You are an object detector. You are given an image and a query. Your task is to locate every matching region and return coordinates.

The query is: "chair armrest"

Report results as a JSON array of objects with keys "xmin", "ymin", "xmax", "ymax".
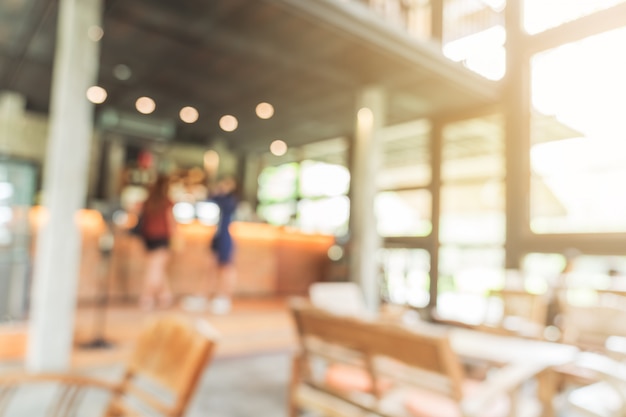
[
  {"xmin": 574, "ymin": 352, "xmax": 626, "ymax": 383},
  {"xmin": 461, "ymin": 362, "xmax": 547, "ymax": 417},
  {"xmin": 0, "ymin": 372, "xmax": 118, "ymax": 392}
]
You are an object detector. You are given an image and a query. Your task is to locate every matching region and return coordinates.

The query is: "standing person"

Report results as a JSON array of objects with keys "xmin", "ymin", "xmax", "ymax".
[
  {"xmin": 208, "ymin": 176, "xmax": 238, "ymax": 314},
  {"xmin": 138, "ymin": 175, "xmax": 175, "ymax": 311}
]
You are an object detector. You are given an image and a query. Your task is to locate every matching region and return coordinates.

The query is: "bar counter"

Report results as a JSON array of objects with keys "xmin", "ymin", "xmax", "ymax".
[{"xmin": 29, "ymin": 208, "xmax": 335, "ymax": 302}]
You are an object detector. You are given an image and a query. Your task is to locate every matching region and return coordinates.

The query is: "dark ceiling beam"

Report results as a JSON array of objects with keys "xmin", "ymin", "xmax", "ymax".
[
  {"xmin": 0, "ymin": 47, "xmax": 52, "ymax": 69},
  {"xmin": 110, "ymin": 8, "xmax": 358, "ymax": 90},
  {"xmin": 526, "ymin": 2, "xmax": 626, "ymax": 54},
  {"xmin": 0, "ymin": 0, "xmax": 55, "ymax": 89},
  {"xmin": 263, "ymin": 0, "xmax": 502, "ymax": 102}
]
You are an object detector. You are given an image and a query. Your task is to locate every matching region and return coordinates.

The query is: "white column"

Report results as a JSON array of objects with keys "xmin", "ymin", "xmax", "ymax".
[
  {"xmin": 27, "ymin": 0, "xmax": 102, "ymax": 372},
  {"xmin": 349, "ymin": 86, "xmax": 386, "ymax": 314}
]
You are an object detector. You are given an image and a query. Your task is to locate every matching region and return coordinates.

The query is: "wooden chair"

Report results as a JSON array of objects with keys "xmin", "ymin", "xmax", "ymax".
[
  {"xmin": 481, "ymin": 289, "xmax": 548, "ymax": 339},
  {"xmin": 0, "ymin": 315, "xmax": 217, "ymax": 417},
  {"xmin": 289, "ymin": 298, "xmax": 546, "ymax": 417},
  {"xmin": 558, "ymin": 293, "xmax": 626, "ymax": 351}
]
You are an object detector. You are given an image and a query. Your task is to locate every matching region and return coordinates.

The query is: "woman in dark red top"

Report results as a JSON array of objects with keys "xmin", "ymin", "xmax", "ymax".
[{"xmin": 138, "ymin": 175, "xmax": 175, "ymax": 310}]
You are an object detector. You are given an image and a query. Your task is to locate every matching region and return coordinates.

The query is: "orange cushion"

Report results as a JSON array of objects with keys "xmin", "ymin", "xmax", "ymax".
[
  {"xmin": 325, "ymin": 363, "xmax": 395, "ymax": 393},
  {"xmin": 403, "ymin": 380, "xmax": 510, "ymax": 417}
]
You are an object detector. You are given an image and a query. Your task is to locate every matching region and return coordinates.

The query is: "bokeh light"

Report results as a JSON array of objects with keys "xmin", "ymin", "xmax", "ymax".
[
  {"xmin": 219, "ymin": 115, "xmax": 238, "ymax": 132},
  {"xmin": 87, "ymin": 25, "xmax": 103, "ymax": 41},
  {"xmin": 86, "ymin": 86, "xmax": 107, "ymax": 104},
  {"xmin": 204, "ymin": 150, "xmax": 220, "ymax": 174},
  {"xmin": 135, "ymin": 96, "xmax": 156, "ymax": 114},
  {"xmin": 270, "ymin": 140, "xmax": 288, "ymax": 156},
  {"xmin": 113, "ymin": 64, "xmax": 132, "ymax": 81},
  {"xmin": 256, "ymin": 102, "xmax": 275, "ymax": 119},
  {"xmin": 180, "ymin": 106, "xmax": 199, "ymax": 123}
]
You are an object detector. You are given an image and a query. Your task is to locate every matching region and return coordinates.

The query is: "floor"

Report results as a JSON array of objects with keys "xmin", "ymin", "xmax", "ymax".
[
  {"xmin": 0, "ymin": 298, "xmax": 591, "ymax": 416},
  {"xmin": 0, "ymin": 297, "xmax": 298, "ymax": 416},
  {"xmin": 73, "ymin": 298, "xmax": 296, "ymax": 368}
]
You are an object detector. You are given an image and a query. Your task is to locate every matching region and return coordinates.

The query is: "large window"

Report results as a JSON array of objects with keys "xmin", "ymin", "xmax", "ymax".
[
  {"xmin": 438, "ymin": 114, "xmax": 505, "ymax": 315},
  {"xmin": 257, "ymin": 163, "xmax": 299, "ymax": 226},
  {"xmin": 440, "ymin": 115, "xmax": 505, "ymax": 245},
  {"xmin": 380, "ymin": 248, "xmax": 431, "ymax": 308},
  {"xmin": 437, "ymin": 247, "xmax": 505, "ymax": 323},
  {"xmin": 442, "ymin": 0, "xmax": 506, "ymax": 80},
  {"xmin": 530, "ymin": 27, "xmax": 626, "ymax": 233},
  {"xmin": 376, "ymin": 119, "xmax": 432, "ymax": 237},
  {"xmin": 524, "ymin": 0, "xmax": 626, "ymax": 35},
  {"xmin": 376, "ymin": 190, "xmax": 432, "ymax": 237},
  {"xmin": 257, "ymin": 160, "xmax": 350, "ymax": 235},
  {"xmin": 522, "ymin": 252, "xmax": 626, "ymax": 306}
]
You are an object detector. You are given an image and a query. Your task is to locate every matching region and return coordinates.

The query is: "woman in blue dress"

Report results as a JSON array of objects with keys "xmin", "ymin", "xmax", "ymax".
[{"xmin": 209, "ymin": 176, "xmax": 238, "ymax": 314}]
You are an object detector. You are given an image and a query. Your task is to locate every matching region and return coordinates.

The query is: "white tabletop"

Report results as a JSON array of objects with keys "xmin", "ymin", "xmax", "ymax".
[{"xmin": 449, "ymin": 327, "xmax": 579, "ymax": 366}]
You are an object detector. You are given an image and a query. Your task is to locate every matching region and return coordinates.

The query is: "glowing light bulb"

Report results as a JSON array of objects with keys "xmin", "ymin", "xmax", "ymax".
[
  {"xmin": 180, "ymin": 106, "xmax": 199, "ymax": 123},
  {"xmin": 136, "ymin": 97, "xmax": 156, "ymax": 114},
  {"xmin": 256, "ymin": 102, "xmax": 274, "ymax": 119},
  {"xmin": 270, "ymin": 140, "xmax": 288, "ymax": 156},
  {"xmin": 86, "ymin": 86, "xmax": 107, "ymax": 104},
  {"xmin": 219, "ymin": 115, "xmax": 238, "ymax": 132}
]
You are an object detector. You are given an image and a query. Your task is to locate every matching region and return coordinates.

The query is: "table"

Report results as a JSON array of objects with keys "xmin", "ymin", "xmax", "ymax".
[
  {"xmin": 450, "ymin": 328, "xmax": 578, "ymax": 417},
  {"xmin": 449, "ymin": 327, "xmax": 579, "ymax": 367},
  {"xmin": 401, "ymin": 317, "xmax": 578, "ymax": 417}
]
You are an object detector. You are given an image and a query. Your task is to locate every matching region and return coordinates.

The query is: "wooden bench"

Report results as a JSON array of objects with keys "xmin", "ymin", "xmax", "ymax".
[{"xmin": 289, "ymin": 298, "xmax": 547, "ymax": 417}]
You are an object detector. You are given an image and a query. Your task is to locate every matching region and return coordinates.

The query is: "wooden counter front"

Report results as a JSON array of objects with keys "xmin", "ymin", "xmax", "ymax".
[
  {"xmin": 107, "ymin": 221, "xmax": 334, "ymax": 300},
  {"xmin": 28, "ymin": 208, "xmax": 335, "ymax": 301}
]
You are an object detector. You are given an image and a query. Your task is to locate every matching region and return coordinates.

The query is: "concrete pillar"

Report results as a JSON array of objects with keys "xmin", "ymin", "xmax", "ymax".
[
  {"xmin": 427, "ymin": 119, "xmax": 443, "ymax": 313},
  {"xmin": 349, "ymin": 86, "xmax": 386, "ymax": 313},
  {"xmin": 504, "ymin": 0, "xmax": 530, "ymax": 269},
  {"xmin": 27, "ymin": 0, "xmax": 102, "ymax": 372}
]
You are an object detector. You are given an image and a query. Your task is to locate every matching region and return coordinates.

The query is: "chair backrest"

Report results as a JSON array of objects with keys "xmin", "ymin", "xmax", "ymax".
[
  {"xmin": 106, "ymin": 316, "xmax": 217, "ymax": 417},
  {"xmin": 490, "ymin": 289, "xmax": 548, "ymax": 326},
  {"xmin": 309, "ymin": 282, "xmax": 367, "ymax": 316},
  {"xmin": 290, "ymin": 299, "xmax": 465, "ymax": 406},
  {"xmin": 559, "ymin": 300, "xmax": 626, "ymax": 349}
]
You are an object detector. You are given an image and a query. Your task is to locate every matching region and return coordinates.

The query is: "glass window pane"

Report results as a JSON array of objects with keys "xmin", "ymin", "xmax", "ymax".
[
  {"xmin": 297, "ymin": 197, "xmax": 350, "ymax": 236},
  {"xmin": 379, "ymin": 120, "xmax": 431, "ymax": 189},
  {"xmin": 300, "ymin": 160, "xmax": 350, "ymax": 198},
  {"xmin": 530, "ymin": 28, "xmax": 626, "ymax": 233},
  {"xmin": 440, "ymin": 181, "xmax": 505, "ymax": 245},
  {"xmin": 379, "ymin": 248, "xmax": 430, "ymax": 308},
  {"xmin": 257, "ymin": 202, "xmax": 296, "ymax": 226},
  {"xmin": 257, "ymin": 163, "xmax": 298, "ymax": 203},
  {"xmin": 523, "ymin": 252, "xmax": 626, "ymax": 306},
  {"xmin": 443, "ymin": 0, "xmax": 506, "ymax": 79},
  {"xmin": 437, "ymin": 246, "xmax": 505, "ymax": 324},
  {"xmin": 442, "ymin": 115, "xmax": 504, "ymax": 181},
  {"xmin": 524, "ymin": 0, "xmax": 626, "ymax": 35},
  {"xmin": 375, "ymin": 190, "xmax": 432, "ymax": 237}
]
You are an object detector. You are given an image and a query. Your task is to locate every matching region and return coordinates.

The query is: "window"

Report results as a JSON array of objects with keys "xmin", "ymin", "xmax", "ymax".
[
  {"xmin": 442, "ymin": 0, "xmax": 506, "ymax": 80},
  {"xmin": 380, "ymin": 248, "xmax": 430, "ymax": 308},
  {"xmin": 524, "ymin": 0, "xmax": 626, "ymax": 35},
  {"xmin": 256, "ymin": 160, "xmax": 350, "ymax": 235},
  {"xmin": 530, "ymin": 28, "xmax": 626, "ymax": 233},
  {"xmin": 438, "ymin": 114, "xmax": 505, "ymax": 316},
  {"xmin": 376, "ymin": 190, "xmax": 432, "ymax": 237}
]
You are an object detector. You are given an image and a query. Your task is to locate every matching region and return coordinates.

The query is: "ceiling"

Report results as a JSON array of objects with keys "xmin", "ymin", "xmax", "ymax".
[{"xmin": 0, "ymin": 0, "xmax": 502, "ymax": 153}]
